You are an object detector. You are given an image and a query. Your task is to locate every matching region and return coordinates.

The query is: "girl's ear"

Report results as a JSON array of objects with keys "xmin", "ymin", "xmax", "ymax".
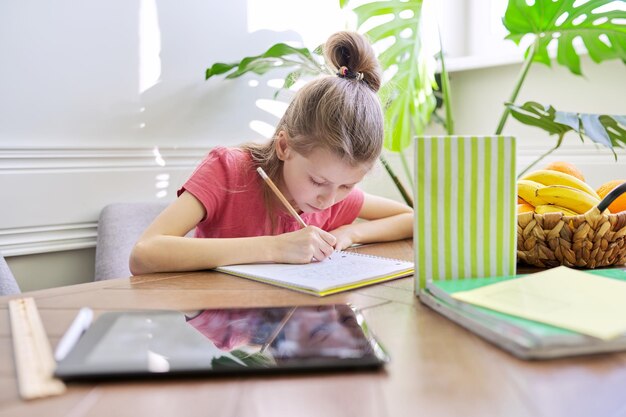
[{"xmin": 275, "ymin": 131, "xmax": 292, "ymax": 161}]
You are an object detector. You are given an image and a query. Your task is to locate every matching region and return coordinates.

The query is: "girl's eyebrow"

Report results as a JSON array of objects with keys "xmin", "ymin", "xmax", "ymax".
[{"xmin": 311, "ymin": 173, "xmax": 357, "ymax": 187}]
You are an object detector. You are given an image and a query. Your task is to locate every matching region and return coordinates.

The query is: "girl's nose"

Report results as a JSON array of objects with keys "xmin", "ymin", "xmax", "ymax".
[{"xmin": 317, "ymin": 189, "xmax": 336, "ymax": 208}]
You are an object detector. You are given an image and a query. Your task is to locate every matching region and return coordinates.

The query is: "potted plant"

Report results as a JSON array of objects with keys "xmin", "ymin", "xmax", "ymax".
[{"xmin": 492, "ymin": 0, "xmax": 626, "ymax": 174}]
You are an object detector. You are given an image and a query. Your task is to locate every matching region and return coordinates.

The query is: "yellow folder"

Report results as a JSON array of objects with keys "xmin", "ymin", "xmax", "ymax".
[{"xmin": 452, "ymin": 266, "xmax": 626, "ymax": 340}]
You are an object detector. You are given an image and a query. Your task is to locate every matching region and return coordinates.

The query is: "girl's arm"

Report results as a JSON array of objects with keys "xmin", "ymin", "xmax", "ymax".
[
  {"xmin": 129, "ymin": 192, "xmax": 336, "ymax": 275},
  {"xmin": 330, "ymin": 193, "xmax": 413, "ymax": 250}
]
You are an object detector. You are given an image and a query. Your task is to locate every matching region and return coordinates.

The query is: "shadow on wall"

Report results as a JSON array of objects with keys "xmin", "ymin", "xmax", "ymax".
[
  {"xmin": 0, "ymin": 0, "xmax": 302, "ymax": 148},
  {"xmin": 137, "ymin": 0, "xmax": 303, "ymax": 201},
  {"xmin": 138, "ymin": 0, "xmax": 302, "ymax": 148}
]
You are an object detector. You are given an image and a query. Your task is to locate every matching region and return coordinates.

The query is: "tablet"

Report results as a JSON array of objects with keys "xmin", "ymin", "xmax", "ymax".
[{"xmin": 54, "ymin": 304, "xmax": 389, "ymax": 380}]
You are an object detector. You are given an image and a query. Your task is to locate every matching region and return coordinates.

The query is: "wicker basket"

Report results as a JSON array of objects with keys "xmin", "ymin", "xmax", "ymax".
[{"xmin": 517, "ymin": 183, "xmax": 626, "ymax": 268}]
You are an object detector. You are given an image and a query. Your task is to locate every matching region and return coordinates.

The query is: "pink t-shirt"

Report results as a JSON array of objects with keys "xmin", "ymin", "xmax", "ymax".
[{"xmin": 178, "ymin": 147, "xmax": 364, "ymax": 238}]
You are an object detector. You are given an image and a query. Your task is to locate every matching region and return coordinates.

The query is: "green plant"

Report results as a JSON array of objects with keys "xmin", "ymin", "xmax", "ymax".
[
  {"xmin": 495, "ymin": 0, "xmax": 626, "ymax": 175},
  {"xmin": 507, "ymin": 102, "xmax": 626, "ymax": 176},
  {"xmin": 205, "ymin": 0, "xmax": 439, "ymax": 207},
  {"xmin": 205, "ymin": 43, "xmax": 326, "ymax": 96}
]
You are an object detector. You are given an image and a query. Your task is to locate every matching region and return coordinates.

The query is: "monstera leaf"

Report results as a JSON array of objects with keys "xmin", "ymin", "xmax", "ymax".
[
  {"xmin": 507, "ymin": 101, "xmax": 626, "ymax": 174},
  {"xmin": 507, "ymin": 101, "xmax": 626, "ymax": 150},
  {"xmin": 503, "ymin": 0, "xmax": 626, "ymax": 75},
  {"xmin": 205, "ymin": 43, "xmax": 326, "ymax": 98},
  {"xmin": 351, "ymin": 0, "xmax": 436, "ymax": 152}
]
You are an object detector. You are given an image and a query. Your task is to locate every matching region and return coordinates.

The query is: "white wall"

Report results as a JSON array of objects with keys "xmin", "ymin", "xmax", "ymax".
[
  {"xmin": 1, "ymin": 1, "xmax": 625, "ymax": 291},
  {"xmin": 0, "ymin": 0, "xmax": 307, "ymax": 289}
]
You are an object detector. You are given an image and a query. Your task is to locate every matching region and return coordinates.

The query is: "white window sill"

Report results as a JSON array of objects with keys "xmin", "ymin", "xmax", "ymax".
[
  {"xmin": 444, "ymin": 53, "xmax": 524, "ymax": 73},
  {"xmin": 443, "ymin": 44, "xmax": 590, "ymax": 73}
]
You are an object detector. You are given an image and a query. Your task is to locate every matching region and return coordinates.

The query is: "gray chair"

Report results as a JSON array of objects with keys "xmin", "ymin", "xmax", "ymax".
[
  {"xmin": 94, "ymin": 202, "xmax": 169, "ymax": 281},
  {"xmin": 0, "ymin": 253, "xmax": 21, "ymax": 296}
]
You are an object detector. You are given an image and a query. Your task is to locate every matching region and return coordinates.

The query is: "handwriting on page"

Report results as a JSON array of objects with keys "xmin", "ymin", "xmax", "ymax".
[{"xmin": 270, "ymin": 253, "xmax": 404, "ymax": 283}]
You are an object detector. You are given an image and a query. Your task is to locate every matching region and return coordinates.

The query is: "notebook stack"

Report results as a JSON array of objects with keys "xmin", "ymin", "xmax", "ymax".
[{"xmin": 419, "ymin": 267, "xmax": 626, "ymax": 359}]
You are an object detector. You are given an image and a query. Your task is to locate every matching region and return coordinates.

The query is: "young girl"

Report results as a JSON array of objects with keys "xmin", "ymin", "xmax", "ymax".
[{"xmin": 130, "ymin": 31, "xmax": 413, "ymax": 275}]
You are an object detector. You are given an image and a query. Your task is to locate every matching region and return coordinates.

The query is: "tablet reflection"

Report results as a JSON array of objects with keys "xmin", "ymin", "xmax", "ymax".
[
  {"xmin": 276, "ymin": 305, "xmax": 369, "ymax": 359},
  {"xmin": 185, "ymin": 305, "xmax": 373, "ymax": 368}
]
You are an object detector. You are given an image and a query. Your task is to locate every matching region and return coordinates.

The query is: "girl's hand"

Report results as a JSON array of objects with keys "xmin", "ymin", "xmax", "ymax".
[
  {"xmin": 329, "ymin": 225, "xmax": 356, "ymax": 251},
  {"xmin": 273, "ymin": 226, "xmax": 337, "ymax": 264}
]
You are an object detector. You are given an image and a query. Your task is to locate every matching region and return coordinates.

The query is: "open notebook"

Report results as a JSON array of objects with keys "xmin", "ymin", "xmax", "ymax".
[{"xmin": 216, "ymin": 251, "xmax": 414, "ymax": 296}]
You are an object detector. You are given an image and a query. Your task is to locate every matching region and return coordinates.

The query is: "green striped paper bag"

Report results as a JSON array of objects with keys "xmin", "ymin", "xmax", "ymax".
[{"xmin": 414, "ymin": 135, "xmax": 517, "ymax": 291}]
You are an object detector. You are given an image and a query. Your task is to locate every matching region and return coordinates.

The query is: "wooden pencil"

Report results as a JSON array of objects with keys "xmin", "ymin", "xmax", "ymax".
[{"xmin": 256, "ymin": 167, "xmax": 307, "ymax": 228}]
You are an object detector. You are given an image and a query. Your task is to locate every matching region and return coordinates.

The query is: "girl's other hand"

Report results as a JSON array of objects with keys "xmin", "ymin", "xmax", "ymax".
[
  {"xmin": 329, "ymin": 225, "xmax": 355, "ymax": 251},
  {"xmin": 273, "ymin": 226, "xmax": 337, "ymax": 264}
]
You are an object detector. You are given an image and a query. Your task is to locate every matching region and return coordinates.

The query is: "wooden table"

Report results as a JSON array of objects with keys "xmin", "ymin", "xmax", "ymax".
[{"xmin": 1, "ymin": 240, "xmax": 625, "ymax": 417}]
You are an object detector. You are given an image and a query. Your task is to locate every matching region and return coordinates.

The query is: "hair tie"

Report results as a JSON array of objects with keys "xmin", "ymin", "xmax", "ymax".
[{"xmin": 337, "ymin": 66, "xmax": 364, "ymax": 82}]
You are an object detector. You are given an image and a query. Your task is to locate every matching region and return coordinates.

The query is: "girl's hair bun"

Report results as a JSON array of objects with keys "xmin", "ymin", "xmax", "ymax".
[{"xmin": 324, "ymin": 31, "xmax": 382, "ymax": 93}]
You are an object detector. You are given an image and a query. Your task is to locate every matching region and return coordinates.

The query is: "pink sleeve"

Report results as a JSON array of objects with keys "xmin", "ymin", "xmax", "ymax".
[
  {"xmin": 177, "ymin": 147, "xmax": 233, "ymax": 223},
  {"xmin": 324, "ymin": 188, "xmax": 365, "ymax": 230}
]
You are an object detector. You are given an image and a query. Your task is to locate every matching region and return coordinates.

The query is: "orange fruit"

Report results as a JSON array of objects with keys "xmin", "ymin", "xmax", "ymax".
[
  {"xmin": 544, "ymin": 161, "xmax": 586, "ymax": 182},
  {"xmin": 517, "ymin": 203, "xmax": 534, "ymax": 214},
  {"xmin": 596, "ymin": 179, "xmax": 626, "ymax": 213}
]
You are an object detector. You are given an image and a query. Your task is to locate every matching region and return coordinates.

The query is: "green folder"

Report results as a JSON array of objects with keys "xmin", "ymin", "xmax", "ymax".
[{"xmin": 420, "ymin": 268, "xmax": 626, "ymax": 359}]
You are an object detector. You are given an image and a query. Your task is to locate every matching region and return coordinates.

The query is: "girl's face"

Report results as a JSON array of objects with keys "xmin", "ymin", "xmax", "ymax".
[{"xmin": 276, "ymin": 132, "xmax": 370, "ymax": 214}]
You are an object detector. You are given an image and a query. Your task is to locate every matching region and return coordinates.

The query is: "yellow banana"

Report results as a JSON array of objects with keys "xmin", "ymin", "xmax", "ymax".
[
  {"xmin": 521, "ymin": 169, "xmax": 601, "ymax": 199},
  {"xmin": 517, "ymin": 180, "xmax": 547, "ymax": 207},
  {"xmin": 535, "ymin": 185, "xmax": 600, "ymax": 214},
  {"xmin": 534, "ymin": 204, "xmax": 578, "ymax": 216}
]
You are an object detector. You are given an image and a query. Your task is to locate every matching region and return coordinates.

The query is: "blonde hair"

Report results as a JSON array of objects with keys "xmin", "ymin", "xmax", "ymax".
[
  {"xmin": 241, "ymin": 31, "xmax": 383, "ymax": 230},
  {"xmin": 243, "ymin": 31, "xmax": 383, "ymax": 182}
]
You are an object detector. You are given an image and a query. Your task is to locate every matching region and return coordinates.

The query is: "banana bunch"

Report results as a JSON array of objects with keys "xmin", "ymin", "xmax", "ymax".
[{"xmin": 517, "ymin": 169, "xmax": 604, "ymax": 215}]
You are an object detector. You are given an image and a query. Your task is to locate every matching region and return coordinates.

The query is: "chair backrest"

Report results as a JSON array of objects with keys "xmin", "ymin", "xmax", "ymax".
[
  {"xmin": 95, "ymin": 202, "xmax": 170, "ymax": 281},
  {"xmin": 0, "ymin": 253, "xmax": 20, "ymax": 296}
]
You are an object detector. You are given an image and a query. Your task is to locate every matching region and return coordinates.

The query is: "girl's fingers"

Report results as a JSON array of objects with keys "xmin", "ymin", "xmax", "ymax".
[
  {"xmin": 319, "ymin": 230, "xmax": 337, "ymax": 246},
  {"xmin": 312, "ymin": 247, "xmax": 326, "ymax": 262},
  {"xmin": 288, "ymin": 227, "xmax": 336, "ymax": 262},
  {"xmin": 316, "ymin": 241, "xmax": 335, "ymax": 261}
]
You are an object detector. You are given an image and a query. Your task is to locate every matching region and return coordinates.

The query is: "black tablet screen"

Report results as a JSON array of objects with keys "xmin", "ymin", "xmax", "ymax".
[{"xmin": 54, "ymin": 304, "xmax": 389, "ymax": 380}]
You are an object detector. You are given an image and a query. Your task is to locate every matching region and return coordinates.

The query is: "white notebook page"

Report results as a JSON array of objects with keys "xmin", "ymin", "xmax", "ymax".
[{"xmin": 216, "ymin": 251, "xmax": 414, "ymax": 293}]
